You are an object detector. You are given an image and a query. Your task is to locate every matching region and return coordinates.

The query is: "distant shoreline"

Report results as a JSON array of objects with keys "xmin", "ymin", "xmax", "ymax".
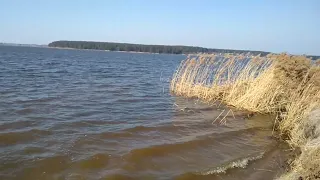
[
  {"xmin": 48, "ymin": 40, "xmax": 271, "ymax": 56},
  {"xmin": 47, "ymin": 46, "xmax": 181, "ymax": 55},
  {"xmin": 0, "ymin": 43, "xmax": 185, "ymax": 55},
  {"xmin": 1, "ymin": 41, "xmax": 319, "ymax": 59}
]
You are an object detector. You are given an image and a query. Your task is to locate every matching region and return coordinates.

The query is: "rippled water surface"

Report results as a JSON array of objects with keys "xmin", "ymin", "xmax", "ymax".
[{"xmin": 0, "ymin": 46, "xmax": 289, "ymax": 180}]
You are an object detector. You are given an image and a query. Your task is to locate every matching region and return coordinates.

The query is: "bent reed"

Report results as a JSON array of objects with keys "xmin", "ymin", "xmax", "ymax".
[{"xmin": 170, "ymin": 53, "xmax": 320, "ymax": 179}]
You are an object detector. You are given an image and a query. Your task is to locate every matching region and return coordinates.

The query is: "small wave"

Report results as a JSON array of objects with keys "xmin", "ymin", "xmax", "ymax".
[
  {"xmin": 0, "ymin": 120, "xmax": 36, "ymax": 131},
  {"xmin": 198, "ymin": 152, "xmax": 265, "ymax": 175},
  {"xmin": 114, "ymin": 98, "xmax": 146, "ymax": 103},
  {"xmin": 15, "ymin": 108, "xmax": 33, "ymax": 115},
  {"xmin": 23, "ymin": 146, "xmax": 47, "ymax": 155},
  {"xmin": 53, "ymin": 120, "xmax": 128, "ymax": 131},
  {"xmin": 0, "ymin": 129, "xmax": 51, "ymax": 146},
  {"xmin": 23, "ymin": 155, "xmax": 70, "ymax": 178},
  {"xmin": 15, "ymin": 97, "xmax": 57, "ymax": 104},
  {"xmin": 125, "ymin": 127, "xmax": 264, "ymax": 161},
  {"xmin": 0, "ymin": 90, "xmax": 17, "ymax": 95},
  {"xmin": 103, "ymin": 174, "xmax": 137, "ymax": 180},
  {"xmin": 98, "ymin": 131, "xmax": 137, "ymax": 138},
  {"xmin": 71, "ymin": 110, "xmax": 103, "ymax": 118},
  {"xmin": 78, "ymin": 124, "xmax": 182, "ymax": 140},
  {"xmin": 75, "ymin": 153, "xmax": 109, "ymax": 169},
  {"xmin": 125, "ymin": 124, "xmax": 180, "ymax": 133}
]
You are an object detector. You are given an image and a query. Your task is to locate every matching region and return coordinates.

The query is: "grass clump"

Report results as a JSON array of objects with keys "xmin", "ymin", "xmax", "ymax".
[{"xmin": 170, "ymin": 53, "xmax": 320, "ymax": 179}]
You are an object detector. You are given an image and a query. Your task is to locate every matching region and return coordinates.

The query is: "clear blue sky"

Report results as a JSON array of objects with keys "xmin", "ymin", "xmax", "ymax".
[{"xmin": 0, "ymin": 0, "xmax": 319, "ymax": 55}]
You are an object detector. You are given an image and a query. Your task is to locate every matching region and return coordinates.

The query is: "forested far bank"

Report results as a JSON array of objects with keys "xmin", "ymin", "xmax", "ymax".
[
  {"xmin": 48, "ymin": 41, "xmax": 270, "ymax": 56},
  {"xmin": 48, "ymin": 41, "xmax": 320, "ymax": 60}
]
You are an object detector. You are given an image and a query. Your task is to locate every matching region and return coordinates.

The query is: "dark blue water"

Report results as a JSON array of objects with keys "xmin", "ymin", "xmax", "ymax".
[
  {"xmin": 0, "ymin": 46, "xmax": 288, "ymax": 180},
  {"xmin": 0, "ymin": 46, "xmax": 182, "ymax": 126}
]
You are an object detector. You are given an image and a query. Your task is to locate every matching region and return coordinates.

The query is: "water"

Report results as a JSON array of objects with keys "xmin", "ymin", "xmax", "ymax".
[{"xmin": 0, "ymin": 46, "xmax": 288, "ymax": 180}]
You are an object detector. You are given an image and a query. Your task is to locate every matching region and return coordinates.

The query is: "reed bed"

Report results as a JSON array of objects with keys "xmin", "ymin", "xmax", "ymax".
[{"xmin": 170, "ymin": 53, "xmax": 320, "ymax": 179}]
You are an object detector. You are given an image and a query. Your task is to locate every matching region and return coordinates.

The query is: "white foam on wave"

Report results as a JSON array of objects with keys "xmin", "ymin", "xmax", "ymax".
[{"xmin": 198, "ymin": 152, "xmax": 265, "ymax": 175}]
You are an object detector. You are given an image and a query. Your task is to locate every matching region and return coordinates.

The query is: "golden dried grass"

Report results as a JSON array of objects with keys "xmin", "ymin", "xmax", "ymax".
[{"xmin": 170, "ymin": 53, "xmax": 320, "ymax": 179}]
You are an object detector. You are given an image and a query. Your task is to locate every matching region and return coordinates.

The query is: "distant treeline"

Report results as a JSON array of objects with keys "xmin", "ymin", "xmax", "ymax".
[
  {"xmin": 48, "ymin": 41, "xmax": 270, "ymax": 56},
  {"xmin": 48, "ymin": 41, "xmax": 320, "ymax": 59}
]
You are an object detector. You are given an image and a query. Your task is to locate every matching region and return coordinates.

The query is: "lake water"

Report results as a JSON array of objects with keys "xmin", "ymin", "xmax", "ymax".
[{"xmin": 0, "ymin": 46, "xmax": 289, "ymax": 180}]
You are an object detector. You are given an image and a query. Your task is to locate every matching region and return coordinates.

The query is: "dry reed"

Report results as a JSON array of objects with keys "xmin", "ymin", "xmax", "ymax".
[{"xmin": 170, "ymin": 53, "xmax": 320, "ymax": 179}]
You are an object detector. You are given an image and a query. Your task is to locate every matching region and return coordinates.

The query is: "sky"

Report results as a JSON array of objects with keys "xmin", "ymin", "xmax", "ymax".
[{"xmin": 0, "ymin": 0, "xmax": 319, "ymax": 55}]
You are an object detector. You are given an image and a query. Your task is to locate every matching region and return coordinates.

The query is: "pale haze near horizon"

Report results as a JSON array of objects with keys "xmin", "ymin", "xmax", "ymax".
[{"xmin": 0, "ymin": 0, "xmax": 319, "ymax": 55}]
